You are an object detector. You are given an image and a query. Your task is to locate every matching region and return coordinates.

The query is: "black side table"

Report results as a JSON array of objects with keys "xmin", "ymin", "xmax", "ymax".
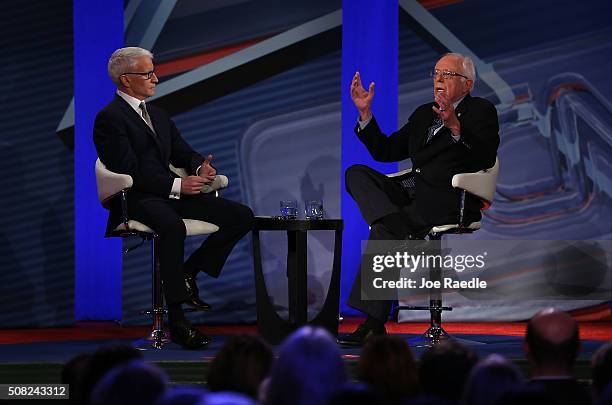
[{"xmin": 252, "ymin": 216, "xmax": 343, "ymax": 344}]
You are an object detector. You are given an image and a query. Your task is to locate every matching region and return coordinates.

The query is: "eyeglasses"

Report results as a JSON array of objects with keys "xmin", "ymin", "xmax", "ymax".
[
  {"xmin": 122, "ymin": 70, "xmax": 156, "ymax": 80},
  {"xmin": 430, "ymin": 69, "xmax": 469, "ymax": 80}
]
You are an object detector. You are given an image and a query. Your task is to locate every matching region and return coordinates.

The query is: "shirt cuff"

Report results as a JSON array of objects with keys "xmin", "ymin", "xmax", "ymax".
[
  {"xmin": 169, "ymin": 178, "xmax": 181, "ymax": 199},
  {"xmin": 195, "ymin": 165, "xmax": 202, "ymax": 176},
  {"xmin": 358, "ymin": 115, "xmax": 372, "ymax": 130}
]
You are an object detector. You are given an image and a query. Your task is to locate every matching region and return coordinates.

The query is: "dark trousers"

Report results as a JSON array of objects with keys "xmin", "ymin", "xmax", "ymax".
[
  {"xmin": 345, "ymin": 164, "xmax": 430, "ymax": 321},
  {"xmin": 131, "ymin": 192, "xmax": 254, "ymax": 305}
]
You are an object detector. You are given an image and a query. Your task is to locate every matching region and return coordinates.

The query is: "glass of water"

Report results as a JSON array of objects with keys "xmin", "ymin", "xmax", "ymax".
[
  {"xmin": 305, "ymin": 200, "xmax": 324, "ymax": 220},
  {"xmin": 280, "ymin": 200, "xmax": 298, "ymax": 219}
]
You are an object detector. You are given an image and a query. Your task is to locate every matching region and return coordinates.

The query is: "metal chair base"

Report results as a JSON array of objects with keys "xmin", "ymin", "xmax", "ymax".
[
  {"xmin": 408, "ymin": 325, "xmax": 450, "ymax": 347},
  {"xmin": 398, "ymin": 299, "xmax": 451, "ymax": 347},
  {"xmin": 398, "ymin": 299, "xmax": 485, "ymax": 347},
  {"xmin": 134, "ymin": 329, "xmax": 170, "ymax": 350},
  {"xmin": 133, "ymin": 306, "xmax": 167, "ymax": 350}
]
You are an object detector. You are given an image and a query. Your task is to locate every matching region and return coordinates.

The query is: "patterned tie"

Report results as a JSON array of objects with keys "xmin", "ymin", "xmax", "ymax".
[
  {"xmin": 400, "ymin": 174, "xmax": 415, "ymax": 190},
  {"xmin": 139, "ymin": 102, "xmax": 156, "ymax": 134},
  {"xmin": 425, "ymin": 115, "xmax": 443, "ymax": 144}
]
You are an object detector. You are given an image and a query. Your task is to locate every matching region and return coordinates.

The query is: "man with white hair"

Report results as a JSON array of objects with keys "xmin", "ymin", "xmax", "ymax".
[
  {"xmin": 338, "ymin": 53, "xmax": 500, "ymax": 346},
  {"xmin": 94, "ymin": 47, "xmax": 254, "ymax": 349}
]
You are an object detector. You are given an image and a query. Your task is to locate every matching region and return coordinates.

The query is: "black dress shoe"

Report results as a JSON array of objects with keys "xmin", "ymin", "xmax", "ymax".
[
  {"xmin": 184, "ymin": 274, "xmax": 212, "ymax": 311},
  {"xmin": 337, "ymin": 323, "xmax": 386, "ymax": 347},
  {"xmin": 169, "ymin": 321, "xmax": 211, "ymax": 349}
]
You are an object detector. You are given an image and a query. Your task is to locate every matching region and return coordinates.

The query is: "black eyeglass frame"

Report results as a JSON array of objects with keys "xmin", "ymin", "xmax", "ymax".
[
  {"xmin": 121, "ymin": 70, "xmax": 156, "ymax": 80},
  {"xmin": 430, "ymin": 69, "xmax": 470, "ymax": 80}
]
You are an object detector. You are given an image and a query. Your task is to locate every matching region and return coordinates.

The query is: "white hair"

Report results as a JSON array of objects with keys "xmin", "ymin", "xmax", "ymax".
[
  {"xmin": 107, "ymin": 47, "xmax": 153, "ymax": 85},
  {"xmin": 443, "ymin": 52, "xmax": 476, "ymax": 82}
]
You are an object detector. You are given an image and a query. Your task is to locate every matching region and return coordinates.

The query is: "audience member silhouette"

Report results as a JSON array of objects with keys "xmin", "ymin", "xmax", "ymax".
[
  {"xmin": 61, "ymin": 353, "xmax": 92, "ymax": 405},
  {"xmin": 524, "ymin": 308, "xmax": 591, "ymax": 405},
  {"xmin": 408, "ymin": 395, "xmax": 454, "ymax": 405},
  {"xmin": 597, "ymin": 382, "xmax": 612, "ymax": 405},
  {"xmin": 461, "ymin": 354, "xmax": 523, "ymax": 405},
  {"xmin": 419, "ymin": 339, "xmax": 478, "ymax": 404},
  {"xmin": 199, "ymin": 391, "xmax": 255, "ymax": 405},
  {"xmin": 592, "ymin": 342, "xmax": 612, "ymax": 402},
  {"xmin": 155, "ymin": 386, "xmax": 207, "ymax": 405},
  {"xmin": 326, "ymin": 383, "xmax": 385, "ymax": 405},
  {"xmin": 358, "ymin": 335, "xmax": 419, "ymax": 403},
  {"xmin": 264, "ymin": 326, "xmax": 347, "ymax": 405},
  {"xmin": 78, "ymin": 344, "xmax": 143, "ymax": 405},
  {"xmin": 207, "ymin": 334, "xmax": 273, "ymax": 399},
  {"xmin": 496, "ymin": 385, "xmax": 557, "ymax": 405},
  {"xmin": 90, "ymin": 360, "xmax": 168, "ymax": 405}
]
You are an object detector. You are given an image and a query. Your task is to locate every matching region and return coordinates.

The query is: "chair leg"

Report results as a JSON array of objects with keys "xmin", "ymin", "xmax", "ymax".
[
  {"xmin": 135, "ymin": 234, "xmax": 169, "ymax": 349},
  {"xmin": 150, "ymin": 234, "xmax": 169, "ymax": 348},
  {"xmin": 422, "ymin": 236, "xmax": 448, "ymax": 344},
  {"xmin": 419, "ymin": 299, "xmax": 450, "ymax": 345},
  {"xmin": 397, "ymin": 233, "xmax": 452, "ymax": 347},
  {"xmin": 397, "ymin": 233, "xmax": 485, "ymax": 347}
]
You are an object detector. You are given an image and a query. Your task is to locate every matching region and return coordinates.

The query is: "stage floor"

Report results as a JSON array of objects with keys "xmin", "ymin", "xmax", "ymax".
[{"xmin": 1, "ymin": 319, "xmax": 610, "ymax": 384}]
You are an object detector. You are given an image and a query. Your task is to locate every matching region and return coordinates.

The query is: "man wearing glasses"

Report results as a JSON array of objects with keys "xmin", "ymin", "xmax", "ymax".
[
  {"xmin": 93, "ymin": 47, "xmax": 254, "ymax": 349},
  {"xmin": 338, "ymin": 53, "xmax": 500, "ymax": 346}
]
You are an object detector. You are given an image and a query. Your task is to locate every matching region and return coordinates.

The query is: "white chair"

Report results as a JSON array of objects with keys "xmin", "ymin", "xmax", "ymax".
[
  {"xmin": 95, "ymin": 158, "xmax": 228, "ymax": 349},
  {"xmin": 389, "ymin": 158, "xmax": 499, "ymax": 345}
]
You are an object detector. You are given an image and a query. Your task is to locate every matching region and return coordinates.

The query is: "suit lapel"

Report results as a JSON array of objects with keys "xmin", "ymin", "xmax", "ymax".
[{"xmin": 115, "ymin": 96, "xmax": 164, "ymax": 153}]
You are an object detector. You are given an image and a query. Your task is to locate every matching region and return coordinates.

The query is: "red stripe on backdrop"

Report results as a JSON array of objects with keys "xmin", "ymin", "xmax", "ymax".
[
  {"xmin": 419, "ymin": 0, "xmax": 463, "ymax": 9},
  {"xmin": 155, "ymin": 36, "xmax": 273, "ymax": 78},
  {"xmin": 154, "ymin": 0, "xmax": 462, "ymax": 78}
]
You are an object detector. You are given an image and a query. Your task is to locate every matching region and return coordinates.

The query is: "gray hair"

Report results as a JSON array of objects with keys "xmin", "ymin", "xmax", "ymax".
[
  {"xmin": 108, "ymin": 47, "xmax": 153, "ymax": 85},
  {"xmin": 444, "ymin": 52, "xmax": 476, "ymax": 82}
]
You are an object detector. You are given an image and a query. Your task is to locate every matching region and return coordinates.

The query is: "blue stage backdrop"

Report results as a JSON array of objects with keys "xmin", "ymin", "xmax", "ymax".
[
  {"xmin": 73, "ymin": 0, "xmax": 123, "ymax": 321},
  {"xmin": 341, "ymin": 0, "xmax": 398, "ymax": 317}
]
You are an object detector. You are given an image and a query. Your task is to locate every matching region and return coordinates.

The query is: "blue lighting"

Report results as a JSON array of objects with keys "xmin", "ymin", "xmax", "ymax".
[
  {"xmin": 341, "ymin": 0, "xmax": 398, "ymax": 315},
  {"xmin": 74, "ymin": 0, "xmax": 123, "ymax": 320}
]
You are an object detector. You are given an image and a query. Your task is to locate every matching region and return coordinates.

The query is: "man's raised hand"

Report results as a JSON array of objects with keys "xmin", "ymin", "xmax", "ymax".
[
  {"xmin": 433, "ymin": 91, "xmax": 460, "ymax": 136},
  {"xmin": 350, "ymin": 71, "xmax": 374, "ymax": 121}
]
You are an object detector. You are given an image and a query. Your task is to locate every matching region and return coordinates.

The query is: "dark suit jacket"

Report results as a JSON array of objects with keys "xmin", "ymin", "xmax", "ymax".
[
  {"xmin": 93, "ymin": 95, "xmax": 204, "ymax": 235},
  {"xmin": 355, "ymin": 94, "xmax": 500, "ymax": 225}
]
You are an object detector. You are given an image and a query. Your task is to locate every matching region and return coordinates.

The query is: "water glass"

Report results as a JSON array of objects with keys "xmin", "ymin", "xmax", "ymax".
[
  {"xmin": 305, "ymin": 200, "xmax": 324, "ymax": 220},
  {"xmin": 280, "ymin": 200, "xmax": 298, "ymax": 219}
]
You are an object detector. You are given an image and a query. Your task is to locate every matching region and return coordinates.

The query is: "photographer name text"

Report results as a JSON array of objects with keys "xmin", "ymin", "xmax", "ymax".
[{"xmin": 373, "ymin": 277, "xmax": 487, "ymax": 289}]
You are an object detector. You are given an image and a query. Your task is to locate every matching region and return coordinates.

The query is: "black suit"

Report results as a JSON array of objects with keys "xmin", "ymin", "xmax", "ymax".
[
  {"xmin": 346, "ymin": 94, "xmax": 499, "ymax": 320},
  {"xmin": 94, "ymin": 95, "xmax": 253, "ymax": 304}
]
